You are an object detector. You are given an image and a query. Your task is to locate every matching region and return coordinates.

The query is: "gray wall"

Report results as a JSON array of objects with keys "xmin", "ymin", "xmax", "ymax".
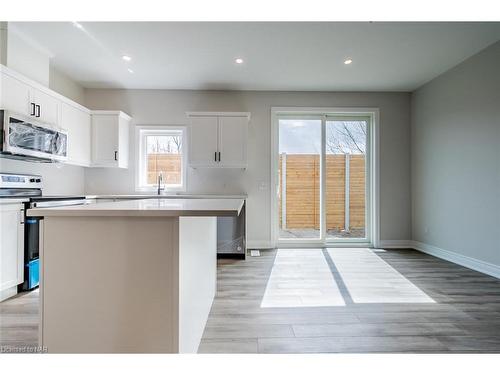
[
  {"xmin": 0, "ymin": 158, "xmax": 85, "ymax": 195},
  {"xmin": 411, "ymin": 41, "xmax": 500, "ymax": 265},
  {"xmin": 84, "ymin": 89, "xmax": 411, "ymax": 246},
  {"xmin": 49, "ymin": 65, "xmax": 86, "ymax": 106}
]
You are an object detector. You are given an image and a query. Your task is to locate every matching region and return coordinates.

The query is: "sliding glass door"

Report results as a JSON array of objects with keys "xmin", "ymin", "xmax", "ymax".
[
  {"xmin": 325, "ymin": 117, "xmax": 368, "ymax": 240},
  {"xmin": 278, "ymin": 117, "xmax": 322, "ymax": 240},
  {"xmin": 275, "ymin": 112, "xmax": 371, "ymax": 245}
]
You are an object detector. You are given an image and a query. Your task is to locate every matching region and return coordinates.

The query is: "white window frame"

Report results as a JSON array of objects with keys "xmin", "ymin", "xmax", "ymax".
[
  {"xmin": 135, "ymin": 125, "xmax": 187, "ymax": 193},
  {"xmin": 270, "ymin": 107, "xmax": 380, "ymax": 249}
]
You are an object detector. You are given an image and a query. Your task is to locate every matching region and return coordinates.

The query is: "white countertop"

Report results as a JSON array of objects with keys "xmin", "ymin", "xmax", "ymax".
[
  {"xmin": 27, "ymin": 198, "xmax": 244, "ymax": 217},
  {"xmin": 0, "ymin": 197, "xmax": 30, "ymax": 204},
  {"xmin": 86, "ymin": 193, "xmax": 247, "ymax": 199}
]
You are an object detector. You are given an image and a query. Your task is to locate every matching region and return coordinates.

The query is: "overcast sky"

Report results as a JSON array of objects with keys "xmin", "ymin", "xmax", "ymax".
[
  {"xmin": 279, "ymin": 119, "xmax": 366, "ymax": 154},
  {"xmin": 279, "ymin": 119, "xmax": 321, "ymax": 154}
]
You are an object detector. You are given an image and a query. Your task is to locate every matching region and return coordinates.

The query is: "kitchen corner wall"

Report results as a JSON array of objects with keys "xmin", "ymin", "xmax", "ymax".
[
  {"xmin": 49, "ymin": 65, "xmax": 86, "ymax": 106},
  {"xmin": 84, "ymin": 89, "xmax": 411, "ymax": 247},
  {"xmin": 0, "ymin": 25, "xmax": 87, "ymax": 196}
]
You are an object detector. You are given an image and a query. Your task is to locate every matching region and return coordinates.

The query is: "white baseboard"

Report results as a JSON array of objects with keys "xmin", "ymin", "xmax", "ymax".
[
  {"xmin": 248, "ymin": 238, "xmax": 500, "ymax": 279},
  {"xmin": 412, "ymin": 240, "xmax": 500, "ymax": 279},
  {"xmin": 247, "ymin": 240, "xmax": 274, "ymax": 250},
  {"xmin": 378, "ymin": 240, "xmax": 413, "ymax": 249}
]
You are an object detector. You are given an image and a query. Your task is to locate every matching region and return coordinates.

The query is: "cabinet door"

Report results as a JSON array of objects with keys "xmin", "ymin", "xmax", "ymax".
[
  {"xmin": 92, "ymin": 115, "xmax": 119, "ymax": 167},
  {"xmin": 32, "ymin": 88, "xmax": 60, "ymax": 125},
  {"xmin": 117, "ymin": 116, "xmax": 130, "ymax": 168},
  {"xmin": 0, "ymin": 72, "xmax": 31, "ymax": 116},
  {"xmin": 0, "ymin": 203, "xmax": 24, "ymax": 292},
  {"xmin": 218, "ymin": 116, "xmax": 248, "ymax": 167},
  {"xmin": 61, "ymin": 103, "xmax": 91, "ymax": 166},
  {"xmin": 189, "ymin": 116, "xmax": 219, "ymax": 167}
]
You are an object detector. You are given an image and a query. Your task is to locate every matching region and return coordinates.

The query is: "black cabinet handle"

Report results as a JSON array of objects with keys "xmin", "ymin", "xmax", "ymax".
[
  {"xmin": 30, "ymin": 103, "xmax": 36, "ymax": 116},
  {"xmin": 214, "ymin": 152, "xmax": 217, "ymax": 162},
  {"xmin": 114, "ymin": 151, "xmax": 118, "ymax": 161},
  {"xmin": 218, "ymin": 152, "xmax": 221, "ymax": 162},
  {"xmin": 36, "ymin": 105, "xmax": 41, "ymax": 118}
]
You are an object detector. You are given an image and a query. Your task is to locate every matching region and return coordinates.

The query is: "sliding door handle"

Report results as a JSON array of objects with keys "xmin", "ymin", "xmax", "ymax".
[
  {"xmin": 35, "ymin": 105, "xmax": 41, "ymax": 118},
  {"xmin": 30, "ymin": 103, "xmax": 36, "ymax": 116},
  {"xmin": 114, "ymin": 151, "xmax": 118, "ymax": 161},
  {"xmin": 214, "ymin": 152, "xmax": 217, "ymax": 162},
  {"xmin": 218, "ymin": 152, "xmax": 221, "ymax": 162}
]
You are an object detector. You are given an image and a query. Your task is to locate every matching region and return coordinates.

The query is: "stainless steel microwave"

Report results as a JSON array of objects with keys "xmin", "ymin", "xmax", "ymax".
[{"xmin": 0, "ymin": 110, "xmax": 68, "ymax": 162}]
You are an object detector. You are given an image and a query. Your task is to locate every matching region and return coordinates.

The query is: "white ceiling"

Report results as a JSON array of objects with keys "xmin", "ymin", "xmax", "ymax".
[{"xmin": 9, "ymin": 22, "xmax": 500, "ymax": 92}]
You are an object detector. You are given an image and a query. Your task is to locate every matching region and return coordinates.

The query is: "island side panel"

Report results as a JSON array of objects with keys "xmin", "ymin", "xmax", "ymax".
[
  {"xmin": 41, "ymin": 216, "xmax": 180, "ymax": 353},
  {"xmin": 178, "ymin": 216, "xmax": 217, "ymax": 353}
]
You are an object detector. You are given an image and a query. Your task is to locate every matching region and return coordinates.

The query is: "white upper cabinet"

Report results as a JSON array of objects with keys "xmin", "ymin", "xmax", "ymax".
[
  {"xmin": 218, "ymin": 116, "xmax": 248, "ymax": 167},
  {"xmin": 189, "ymin": 116, "xmax": 219, "ymax": 167},
  {"xmin": 62, "ymin": 102, "xmax": 91, "ymax": 166},
  {"xmin": 0, "ymin": 202, "xmax": 24, "ymax": 299},
  {"xmin": 91, "ymin": 111, "xmax": 131, "ymax": 168},
  {"xmin": 32, "ymin": 88, "xmax": 60, "ymax": 125},
  {"xmin": 0, "ymin": 72, "xmax": 31, "ymax": 116},
  {"xmin": 187, "ymin": 112, "xmax": 250, "ymax": 168},
  {"xmin": 1, "ymin": 65, "xmax": 131, "ymax": 169},
  {"xmin": 0, "ymin": 68, "xmax": 60, "ymax": 125}
]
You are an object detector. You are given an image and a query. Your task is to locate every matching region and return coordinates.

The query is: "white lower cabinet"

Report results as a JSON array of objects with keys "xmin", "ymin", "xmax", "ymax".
[{"xmin": 0, "ymin": 202, "xmax": 24, "ymax": 301}]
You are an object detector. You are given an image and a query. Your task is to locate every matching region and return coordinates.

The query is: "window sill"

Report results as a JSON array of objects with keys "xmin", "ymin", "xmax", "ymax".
[{"xmin": 135, "ymin": 186, "xmax": 186, "ymax": 194}]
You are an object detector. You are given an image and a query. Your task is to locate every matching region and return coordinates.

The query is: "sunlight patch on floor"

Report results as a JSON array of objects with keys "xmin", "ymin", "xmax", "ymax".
[
  {"xmin": 327, "ymin": 248, "xmax": 435, "ymax": 304},
  {"xmin": 260, "ymin": 249, "xmax": 346, "ymax": 308}
]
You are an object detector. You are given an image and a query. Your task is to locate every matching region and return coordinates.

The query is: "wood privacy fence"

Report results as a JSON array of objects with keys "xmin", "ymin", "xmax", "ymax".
[
  {"xmin": 147, "ymin": 154, "xmax": 182, "ymax": 184},
  {"xmin": 279, "ymin": 154, "xmax": 365, "ymax": 230}
]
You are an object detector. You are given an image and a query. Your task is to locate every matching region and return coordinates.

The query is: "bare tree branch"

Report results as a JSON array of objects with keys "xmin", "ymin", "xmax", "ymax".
[
  {"xmin": 172, "ymin": 136, "xmax": 182, "ymax": 152},
  {"xmin": 326, "ymin": 121, "xmax": 366, "ymax": 154}
]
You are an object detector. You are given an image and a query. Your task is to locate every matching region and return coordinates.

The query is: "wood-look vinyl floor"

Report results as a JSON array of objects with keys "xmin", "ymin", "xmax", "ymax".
[
  {"xmin": 199, "ymin": 248, "xmax": 500, "ymax": 353},
  {"xmin": 0, "ymin": 288, "xmax": 39, "ymax": 351},
  {"xmin": 2, "ymin": 248, "xmax": 500, "ymax": 353}
]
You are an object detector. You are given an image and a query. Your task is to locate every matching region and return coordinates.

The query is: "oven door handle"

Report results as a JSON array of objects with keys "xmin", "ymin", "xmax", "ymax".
[{"xmin": 32, "ymin": 199, "xmax": 90, "ymax": 208}]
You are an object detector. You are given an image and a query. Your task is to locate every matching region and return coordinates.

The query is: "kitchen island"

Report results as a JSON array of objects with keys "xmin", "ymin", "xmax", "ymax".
[
  {"xmin": 28, "ymin": 198, "xmax": 244, "ymax": 353},
  {"xmin": 86, "ymin": 195, "xmax": 248, "ymax": 258}
]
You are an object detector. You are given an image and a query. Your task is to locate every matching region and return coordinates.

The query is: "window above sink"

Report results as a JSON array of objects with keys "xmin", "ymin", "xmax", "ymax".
[{"xmin": 135, "ymin": 126, "xmax": 187, "ymax": 193}]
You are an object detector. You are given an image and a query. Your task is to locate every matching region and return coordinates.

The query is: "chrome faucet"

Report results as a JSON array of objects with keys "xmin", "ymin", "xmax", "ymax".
[{"xmin": 157, "ymin": 173, "xmax": 164, "ymax": 195}]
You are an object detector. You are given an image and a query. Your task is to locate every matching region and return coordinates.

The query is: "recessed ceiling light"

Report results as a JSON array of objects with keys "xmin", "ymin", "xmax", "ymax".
[
  {"xmin": 122, "ymin": 55, "xmax": 132, "ymax": 62},
  {"xmin": 72, "ymin": 22, "xmax": 83, "ymax": 29},
  {"xmin": 235, "ymin": 58, "xmax": 244, "ymax": 64},
  {"xmin": 127, "ymin": 68, "xmax": 134, "ymax": 74},
  {"xmin": 344, "ymin": 59, "xmax": 353, "ymax": 65}
]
